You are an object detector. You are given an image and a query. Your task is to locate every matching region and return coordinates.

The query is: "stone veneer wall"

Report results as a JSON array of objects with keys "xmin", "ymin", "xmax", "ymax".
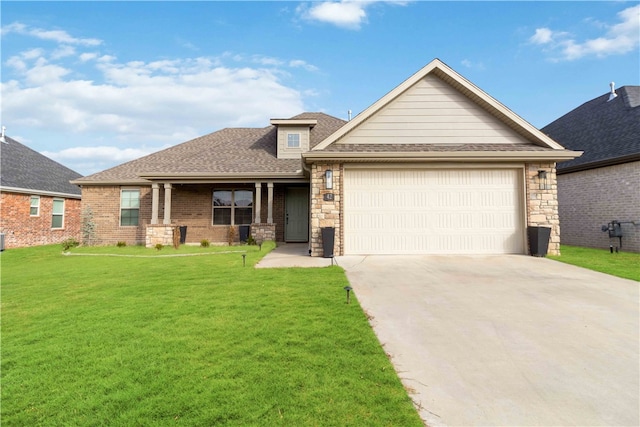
[
  {"xmin": 146, "ymin": 224, "xmax": 176, "ymax": 247},
  {"xmin": 525, "ymin": 162, "xmax": 561, "ymax": 256},
  {"xmin": 310, "ymin": 163, "xmax": 342, "ymax": 257},
  {"xmin": 251, "ymin": 223, "xmax": 276, "ymax": 243},
  {"xmin": 309, "ymin": 161, "xmax": 564, "ymax": 257}
]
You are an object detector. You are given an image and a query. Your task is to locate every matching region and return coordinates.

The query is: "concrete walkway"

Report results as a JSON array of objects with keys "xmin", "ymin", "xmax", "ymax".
[{"xmin": 255, "ymin": 243, "xmax": 334, "ymax": 268}]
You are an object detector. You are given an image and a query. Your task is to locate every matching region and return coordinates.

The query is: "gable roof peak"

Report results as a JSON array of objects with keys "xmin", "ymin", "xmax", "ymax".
[{"xmin": 312, "ymin": 58, "xmax": 565, "ymax": 151}]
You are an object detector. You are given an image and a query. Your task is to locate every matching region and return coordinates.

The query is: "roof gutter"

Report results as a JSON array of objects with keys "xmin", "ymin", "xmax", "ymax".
[
  {"xmin": 73, "ymin": 171, "xmax": 308, "ymax": 186},
  {"xmin": 557, "ymin": 153, "xmax": 640, "ymax": 175},
  {"xmin": 0, "ymin": 186, "xmax": 82, "ymax": 199},
  {"xmin": 302, "ymin": 150, "xmax": 583, "ymax": 163}
]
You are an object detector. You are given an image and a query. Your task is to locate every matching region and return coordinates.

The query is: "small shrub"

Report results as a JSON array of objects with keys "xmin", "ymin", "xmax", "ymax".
[
  {"xmin": 116, "ymin": 241, "xmax": 127, "ymax": 247},
  {"xmin": 246, "ymin": 235, "xmax": 256, "ymax": 246},
  {"xmin": 200, "ymin": 239, "xmax": 210, "ymax": 247},
  {"xmin": 228, "ymin": 227, "xmax": 236, "ymax": 246},
  {"xmin": 61, "ymin": 238, "xmax": 80, "ymax": 251},
  {"xmin": 155, "ymin": 244, "xmax": 164, "ymax": 251}
]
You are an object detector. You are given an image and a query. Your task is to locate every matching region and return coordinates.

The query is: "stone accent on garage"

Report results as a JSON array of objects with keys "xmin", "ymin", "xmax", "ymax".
[
  {"xmin": 310, "ymin": 163, "xmax": 342, "ymax": 257},
  {"xmin": 526, "ymin": 162, "xmax": 561, "ymax": 256}
]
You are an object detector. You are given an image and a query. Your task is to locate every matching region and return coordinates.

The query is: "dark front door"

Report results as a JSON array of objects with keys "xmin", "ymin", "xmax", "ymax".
[{"xmin": 285, "ymin": 187, "xmax": 309, "ymax": 242}]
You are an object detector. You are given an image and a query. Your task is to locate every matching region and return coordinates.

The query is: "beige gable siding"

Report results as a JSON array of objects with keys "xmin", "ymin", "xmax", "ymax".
[
  {"xmin": 339, "ymin": 74, "xmax": 530, "ymax": 145},
  {"xmin": 277, "ymin": 126, "xmax": 310, "ymax": 159}
]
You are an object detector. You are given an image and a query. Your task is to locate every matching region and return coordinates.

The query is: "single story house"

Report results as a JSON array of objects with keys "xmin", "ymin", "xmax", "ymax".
[
  {"xmin": 0, "ymin": 131, "xmax": 82, "ymax": 249},
  {"xmin": 542, "ymin": 84, "xmax": 639, "ymax": 253},
  {"xmin": 72, "ymin": 59, "xmax": 581, "ymax": 256}
]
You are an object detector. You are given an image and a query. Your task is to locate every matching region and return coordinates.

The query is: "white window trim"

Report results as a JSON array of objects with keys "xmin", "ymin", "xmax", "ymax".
[
  {"xmin": 212, "ymin": 189, "xmax": 254, "ymax": 226},
  {"xmin": 51, "ymin": 198, "xmax": 65, "ymax": 229},
  {"xmin": 30, "ymin": 195, "xmax": 40, "ymax": 217},
  {"xmin": 120, "ymin": 188, "xmax": 141, "ymax": 227},
  {"xmin": 287, "ymin": 133, "xmax": 301, "ymax": 149}
]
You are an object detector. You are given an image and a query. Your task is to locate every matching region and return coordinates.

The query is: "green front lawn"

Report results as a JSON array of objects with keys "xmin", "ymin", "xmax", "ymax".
[
  {"xmin": 549, "ymin": 245, "xmax": 640, "ymax": 281},
  {"xmin": 1, "ymin": 243, "xmax": 423, "ymax": 426}
]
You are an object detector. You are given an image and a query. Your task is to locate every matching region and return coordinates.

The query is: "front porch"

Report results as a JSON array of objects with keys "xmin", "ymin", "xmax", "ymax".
[{"xmin": 144, "ymin": 182, "xmax": 308, "ymax": 248}]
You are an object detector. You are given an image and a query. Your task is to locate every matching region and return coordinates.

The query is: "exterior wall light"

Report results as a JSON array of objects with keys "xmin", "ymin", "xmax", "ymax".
[
  {"xmin": 325, "ymin": 169, "xmax": 333, "ymax": 190},
  {"xmin": 537, "ymin": 170, "xmax": 548, "ymax": 190}
]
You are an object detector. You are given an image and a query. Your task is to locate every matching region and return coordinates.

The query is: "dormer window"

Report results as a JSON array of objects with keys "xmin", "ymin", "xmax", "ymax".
[
  {"xmin": 287, "ymin": 133, "xmax": 301, "ymax": 148},
  {"xmin": 271, "ymin": 117, "xmax": 317, "ymax": 159}
]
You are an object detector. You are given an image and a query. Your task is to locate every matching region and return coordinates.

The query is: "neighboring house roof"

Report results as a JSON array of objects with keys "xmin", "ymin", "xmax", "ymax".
[
  {"xmin": 0, "ymin": 135, "xmax": 82, "ymax": 197},
  {"xmin": 542, "ymin": 85, "xmax": 640, "ymax": 173},
  {"xmin": 73, "ymin": 112, "xmax": 346, "ymax": 185}
]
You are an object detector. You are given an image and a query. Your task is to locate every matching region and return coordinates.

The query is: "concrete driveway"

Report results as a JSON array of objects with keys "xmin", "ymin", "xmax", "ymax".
[{"xmin": 336, "ymin": 255, "xmax": 639, "ymax": 426}]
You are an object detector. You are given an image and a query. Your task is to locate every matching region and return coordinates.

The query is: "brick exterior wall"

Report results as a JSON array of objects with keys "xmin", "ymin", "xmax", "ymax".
[
  {"xmin": 309, "ymin": 161, "xmax": 563, "ymax": 257},
  {"xmin": 557, "ymin": 161, "xmax": 639, "ymax": 253},
  {"xmin": 81, "ymin": 185, "xmax": 152, "ymax": 245},
  {"xmin": 0, "ymin": 191, "xmax": 81, "ymax": 249},
  {"xmin": 81, "ymin": 183, "xmax": 288, "ymax": 246}
]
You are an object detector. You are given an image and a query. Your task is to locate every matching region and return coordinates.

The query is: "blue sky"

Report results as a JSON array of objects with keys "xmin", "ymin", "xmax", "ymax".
[{"xmin": 2, "ymin": 1, "xmax": 639, "ymax": 176}]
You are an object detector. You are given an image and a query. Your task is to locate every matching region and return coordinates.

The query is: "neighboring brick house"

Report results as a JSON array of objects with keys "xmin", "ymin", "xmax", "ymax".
[
  {"xmin": 542, "ymin": 85, "xmax": 640, "ymax": 253},
  {"xmin": 73, "ymin": 59, "xmax": 580, "ymax": 256},
  {"xmin": 0, "ymin": 133, "xmax": 82, "ymax": 249}
]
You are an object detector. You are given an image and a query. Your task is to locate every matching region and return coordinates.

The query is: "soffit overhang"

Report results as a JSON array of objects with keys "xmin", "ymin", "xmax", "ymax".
[{"xmin": 302, "ymin": 150, "xmax": 583, "ymax": 163}]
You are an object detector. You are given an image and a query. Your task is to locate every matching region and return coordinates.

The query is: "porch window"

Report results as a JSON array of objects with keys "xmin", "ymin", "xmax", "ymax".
[
  {"xmin": 52, "ymin": 199, "xmax": 64, "ymax": 229},
  {"xmin": 120, "ymin": 189, "xmax": 140, "ymax": 226},
  {"xmin": 213, "ymin": 190, "xmax": 253, "ymax": 225},
  {"xmin": 30, "ymin": 195, "xmax": 40, "ymax": 216}
]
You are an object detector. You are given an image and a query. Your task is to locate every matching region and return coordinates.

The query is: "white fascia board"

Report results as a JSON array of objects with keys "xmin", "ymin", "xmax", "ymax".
[
  {"xmin": 270, "ymin": 119, "xmax": 317, "ymax": 127},
  {"xmin": 302, "ymin": 150, "xmax": 583, "ymax": 163},
  {"xmin": 0, "ymin": 186, "xmax": 82, "ymax": 199},
  {"xmin": 137, "ymin": 172, "xmax": 306, "ymax": 181}
]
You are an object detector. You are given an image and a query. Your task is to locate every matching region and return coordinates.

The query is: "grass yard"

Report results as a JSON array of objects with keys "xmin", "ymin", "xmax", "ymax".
[
  {"xmin": 1, "ymin": 243, "xmax": 423, "ymax": 426},
  {"xmin": 549, "ymin": 245, "xmax": 640, "ymax": 281}
]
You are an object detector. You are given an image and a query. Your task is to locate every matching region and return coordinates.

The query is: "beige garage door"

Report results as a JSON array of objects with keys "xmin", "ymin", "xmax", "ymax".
[{"xmin": 344, "ymin": 168, "xmax": 524, "ymax": 255}]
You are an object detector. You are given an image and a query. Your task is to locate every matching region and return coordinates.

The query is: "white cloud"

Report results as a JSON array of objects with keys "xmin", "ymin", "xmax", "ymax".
[
  {"xmin": 461, "ymin": 59, "xmax": 485, "ymax": 70},
  {"xmin": 530, "ymin": 4, "xmax": 640, "ymax": 61},
  {"xmin": 1, "ymin": 21, "xmax": 328, "ymax": 174},
  {"xmin": 289, "ymin": 59, "xmax": 319, "ymax": 72},
  {"xmin": 298, "ymin": 1, "xmax": 409, "ymax": 30},
  {"xmin": 529, "ymin": 28, "xmax": 554, "ymax": 45},
  {"xmin": 305, "ymin": 1, "xmax": 368, "ymax": 29},
  {"xmin": 1, "ymin": 22, "xmax": 102, "ymax": 46},
  {"xmin": 51, "ymin": 45, "xmax": 76, "ymax": 60}
]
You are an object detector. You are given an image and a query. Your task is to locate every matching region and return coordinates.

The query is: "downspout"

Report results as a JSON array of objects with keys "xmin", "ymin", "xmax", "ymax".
[{"xmin": 301, "ymin": 158, "xmax": 313, "ymax": 255}]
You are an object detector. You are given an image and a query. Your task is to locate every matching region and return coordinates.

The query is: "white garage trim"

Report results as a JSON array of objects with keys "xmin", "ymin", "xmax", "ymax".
[{"xmin": 343, "ymin": 165, "xmax": 526, "ymax": 255}]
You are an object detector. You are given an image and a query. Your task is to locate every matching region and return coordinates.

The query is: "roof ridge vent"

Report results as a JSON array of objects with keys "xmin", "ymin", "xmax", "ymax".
[{"xmin": 608, "ymin": 82, "xmax": 618, "ymax": 102}]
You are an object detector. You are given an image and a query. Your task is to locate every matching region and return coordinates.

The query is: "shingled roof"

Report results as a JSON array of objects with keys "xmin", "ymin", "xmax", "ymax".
[
  {"xmin": 0, "ymin": 135, "xmax": 82, "ymax": 197},
  {"xmin": 73, "ymin": 112, "xmax": 347, "ymax": 184},
  {"xmin": 542, "ymin": 85, "xmax": 640, "ymax": 172}
]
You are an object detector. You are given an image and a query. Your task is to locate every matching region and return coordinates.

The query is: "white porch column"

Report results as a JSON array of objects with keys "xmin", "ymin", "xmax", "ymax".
[
  {"xmin": 151, "ymin": 183, "xmax": 160, "ymax": 224},
  {"xmin": 163, "ymin": 183, "xmax": 172, "ymax": 225},
  {"xmin": 254, "ymin": 182, "xmax": 262, "ymax": 223},
  {"xmin": 267, "ymin": 182, "xmax": 274, "ymax": 224}
]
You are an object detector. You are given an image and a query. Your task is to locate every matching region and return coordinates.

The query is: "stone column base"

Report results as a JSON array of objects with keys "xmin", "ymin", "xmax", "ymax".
[
  {"xmin": 146, "ymin": 224, "xmax": 176, "ymax": 247},
  {"xmin": 251, "ymin": 223, "xmax": 276, "ymax": 243}
]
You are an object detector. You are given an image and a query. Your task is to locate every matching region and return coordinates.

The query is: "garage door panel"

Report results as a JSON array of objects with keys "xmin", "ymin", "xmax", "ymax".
[{"xmin": 344, "ymin": 168, "xmax": 524, "ymax": 254}]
